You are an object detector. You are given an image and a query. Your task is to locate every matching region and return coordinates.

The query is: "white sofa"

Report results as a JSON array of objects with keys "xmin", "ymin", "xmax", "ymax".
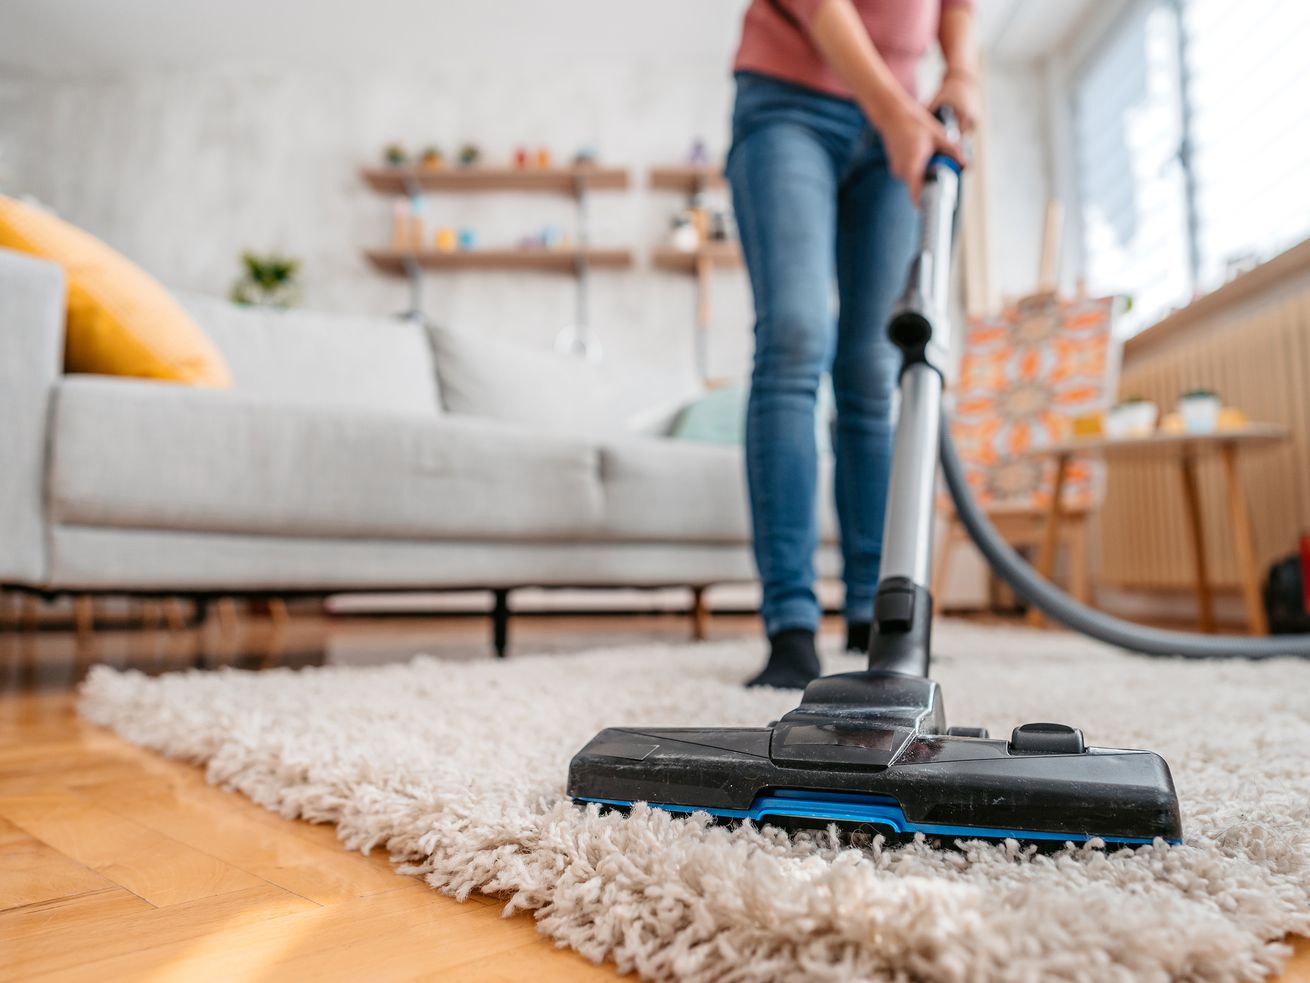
[{"xmin": 1, "ymin": 249, "xmax": 840, "ymax": 629}]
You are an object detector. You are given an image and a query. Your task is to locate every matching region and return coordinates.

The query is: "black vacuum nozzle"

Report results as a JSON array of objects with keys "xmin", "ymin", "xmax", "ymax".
[{"xmin": 569, "ymin": 669, "xmax": 1183, "ymax": 846}]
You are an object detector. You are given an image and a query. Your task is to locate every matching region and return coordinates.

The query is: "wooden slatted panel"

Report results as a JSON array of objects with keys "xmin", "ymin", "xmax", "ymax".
[{"xmin": 1100, "ymin": 288, "xmax": 1310, "ymax": 590}]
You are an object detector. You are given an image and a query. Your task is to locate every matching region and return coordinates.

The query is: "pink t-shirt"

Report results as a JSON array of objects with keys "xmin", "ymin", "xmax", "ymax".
[{"xmin": 734, "ymin": 0, "xmax": 972, "ymax": 99}]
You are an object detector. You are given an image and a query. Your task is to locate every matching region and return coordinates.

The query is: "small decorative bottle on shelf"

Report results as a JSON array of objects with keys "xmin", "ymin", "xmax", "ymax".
[
  {"xmin": 407, "ymin": 197, "xmax": 426, "ymax": 250},
  {"xmin": 434, "ymin": 226, "xmax": 458, "ymax": 253},
  {"xmin": 390, "ymin": 200, "xmax": 410, "ymax": 249},
  {"xmin": 391, "ymin": 199, "xmax": 425, "ymax": 251}
]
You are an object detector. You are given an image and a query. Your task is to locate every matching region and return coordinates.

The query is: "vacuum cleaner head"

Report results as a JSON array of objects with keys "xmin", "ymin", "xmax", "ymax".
[{"xmin": 568, "ymin": 670, "xmax": 1183, "ymax": 846}]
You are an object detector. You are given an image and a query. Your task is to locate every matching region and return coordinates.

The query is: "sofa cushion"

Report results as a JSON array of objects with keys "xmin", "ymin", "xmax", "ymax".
[
  {"xmin": 178, "ymin": 293, "xmax": 440, "ymax": 416},
  {"xmin": 597, "ymin": 437, "xmax": 837, "ymax": 545},
  {"xmin": 49, "ymin": 376, "xmax": 602, "ymax": 541},
  {"xmin": 430, "ymin": 325, "xmax": 700, "ymax": 436},
  {"xmin": 671, "ymin": 380, "xmax": 836, "ymax": 453},
  {"xmin": 0, "ymin": 195, "xmax": 232, "ymax": 388}
]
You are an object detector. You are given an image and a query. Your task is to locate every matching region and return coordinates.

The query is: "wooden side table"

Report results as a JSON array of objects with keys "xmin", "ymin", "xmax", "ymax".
[{"xmin": 1026, "ymin": 424, "xmax": 1289, "ymax": 635}]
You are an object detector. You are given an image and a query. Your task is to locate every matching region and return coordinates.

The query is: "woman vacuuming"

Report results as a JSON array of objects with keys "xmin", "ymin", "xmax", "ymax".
[{"xmin": 729, "ymin": 0, "xmax": 976, "ymax": 687}]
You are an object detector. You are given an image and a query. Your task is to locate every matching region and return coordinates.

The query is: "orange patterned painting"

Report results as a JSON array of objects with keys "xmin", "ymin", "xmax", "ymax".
[{"xmin": 950, "ymin": 295, "xmax": 1118, "ymax": 512}]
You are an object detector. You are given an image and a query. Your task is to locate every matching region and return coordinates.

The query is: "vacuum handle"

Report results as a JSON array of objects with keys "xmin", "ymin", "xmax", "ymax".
[
  {"xmin": 926, "ymin": 105, "xmax": 963, "ymax": 178},
  {"xmin": 935, "ymin": 104, "xmax": 961, "ymax": 142},
  {"xmin": 887, "ymin": 104, "xmax": 962, "ymax": 368}
]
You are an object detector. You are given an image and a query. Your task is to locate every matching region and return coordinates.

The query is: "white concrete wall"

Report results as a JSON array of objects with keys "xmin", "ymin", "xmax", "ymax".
[{"xmin": 0, "ymin": 59, "xmax": 751, "ymax": 393}]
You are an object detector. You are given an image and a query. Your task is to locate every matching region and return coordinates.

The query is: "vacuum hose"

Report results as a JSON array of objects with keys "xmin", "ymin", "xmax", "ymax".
[{"xmin": 939, "ymin": 427, "xmax": 1310, "ymax": 658}]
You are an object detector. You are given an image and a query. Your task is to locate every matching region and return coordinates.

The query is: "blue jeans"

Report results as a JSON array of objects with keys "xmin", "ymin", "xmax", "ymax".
[{"xmin": 726, "ymin": 71, "xmax": 918, "ymax": 636}]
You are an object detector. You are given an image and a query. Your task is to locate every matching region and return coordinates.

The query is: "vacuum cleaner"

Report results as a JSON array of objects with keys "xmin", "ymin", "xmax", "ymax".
[{"xmin": 568, "ymin": 108, "xmax": 1310, "ymax": 847}]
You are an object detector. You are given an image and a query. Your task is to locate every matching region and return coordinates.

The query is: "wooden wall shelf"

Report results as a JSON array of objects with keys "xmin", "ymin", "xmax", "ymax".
[
  {"xmin": 649, "ymin": 165, "xmax": 728, "ymax": 194},
  {"xmin": 362, "ymin": 166, "xmax": 630, "ymax": 195},
  {"xmin": 652, "ymin": 242, "xmax": 742, "ymax": 273},
  {"xmin": 365, "ymin": 247, "xmax": 633, "ymax": 276}
]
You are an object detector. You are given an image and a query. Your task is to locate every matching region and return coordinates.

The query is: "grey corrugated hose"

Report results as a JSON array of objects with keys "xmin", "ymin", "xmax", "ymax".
[{"xmin": 940, "ymin": 427, "xmax": 1310, "ymax": 658}]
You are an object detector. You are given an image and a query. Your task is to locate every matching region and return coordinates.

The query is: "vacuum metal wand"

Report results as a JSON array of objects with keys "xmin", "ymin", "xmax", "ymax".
[
  {"xmin": 865, "ymin": 107, "xmax": 962, "ymax": 676},
  {"xmin": 879, "ymin": 366, "xmax": 942, "ymax": 588}
]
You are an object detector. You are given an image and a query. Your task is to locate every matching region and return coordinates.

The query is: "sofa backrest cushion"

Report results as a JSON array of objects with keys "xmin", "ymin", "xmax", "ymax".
[
  {"xmin": 670, "ymin": 379, "xmax": 835, "ymax": 452},
  {"xmin": 178, "ymin": 293, "xmax": 440, "ymax": 416},
  {"xmin": 429, "ymin": 325, "xmax": 698, "ymax": 437}
]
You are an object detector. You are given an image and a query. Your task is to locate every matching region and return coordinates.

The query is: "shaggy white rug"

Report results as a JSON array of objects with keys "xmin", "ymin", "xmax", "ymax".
[{"xmin": 79, "ymin": 621, "xmax": 1310, "ymax": 983}]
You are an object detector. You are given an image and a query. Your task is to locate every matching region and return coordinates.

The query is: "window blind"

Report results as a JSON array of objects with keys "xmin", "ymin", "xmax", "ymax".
[
  {"xmin": 1070, "ymin": 0, "xmax": 1310, "ymax": 335},
  {"xmin": 1182, "ymin": 0, "xmax": 1310, "ymax": 286},
  {"xmin": 1073, "ymin": 1, "xmax": 1190, "ymax": 335}
]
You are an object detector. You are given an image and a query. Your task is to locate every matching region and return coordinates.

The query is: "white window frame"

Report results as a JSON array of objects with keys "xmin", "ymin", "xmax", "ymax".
[{"xmin": 1044, "ymin": 0, "xmax": 1203, "ymax": 325}]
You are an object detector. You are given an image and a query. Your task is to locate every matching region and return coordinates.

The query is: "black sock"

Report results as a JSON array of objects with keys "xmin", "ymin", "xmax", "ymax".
[
  {"xmin": 746, "ymin": 627, "xmax": 820, "ymax": 689},
  {"xmin": 845, "ymin": 621, "xmax": 871, "ymax": 654}
]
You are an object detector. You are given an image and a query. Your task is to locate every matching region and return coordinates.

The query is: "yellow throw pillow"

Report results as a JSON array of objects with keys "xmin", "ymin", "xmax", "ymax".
[{"xmin": 0, "ymin": 194, "xmax": 232, "ymax": 388}]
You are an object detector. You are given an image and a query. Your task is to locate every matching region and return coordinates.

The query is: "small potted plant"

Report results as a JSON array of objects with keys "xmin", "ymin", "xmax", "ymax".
[
  {"xmin": 1178, "ymin": 388, "xmax": 1222, "ymax": 434},
  {"xmin": 1106, "ymin": 395, "xmax": 1158, "ymax": 438},
  {"xmin": 458, "ymin": 143, "xmax": 481, "ymax": 168},
  {"xmin": 382, "ymin": 143, "xmax": 407, "ymax": 168},
  {"xmin": 419, "ymin": 145, "xmax": 444, "ymax": 170},
  {"xmin": 230, "ymin": 251, "xmax": 302, "ymax": 309}
]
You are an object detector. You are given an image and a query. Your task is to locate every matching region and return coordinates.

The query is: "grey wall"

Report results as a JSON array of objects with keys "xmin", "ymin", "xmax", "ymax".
[{"xmin": 0, "ymin": 59, "xmax": 752, "ymax": 389}]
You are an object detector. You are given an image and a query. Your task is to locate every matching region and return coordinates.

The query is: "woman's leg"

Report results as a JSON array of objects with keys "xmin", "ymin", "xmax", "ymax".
[
  {"xmin": 832, "ymin": 133, "xmax": 919, "ymax": 643},
  {"xmin": 728, "ymin": 119, "xmax": 840, "ymax": 671}
]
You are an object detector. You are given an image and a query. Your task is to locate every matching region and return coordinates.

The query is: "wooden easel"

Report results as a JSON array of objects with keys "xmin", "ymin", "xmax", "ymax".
[{"xmin": 936, "ymin": 199, "xmax": 1097, "ymax": 619}]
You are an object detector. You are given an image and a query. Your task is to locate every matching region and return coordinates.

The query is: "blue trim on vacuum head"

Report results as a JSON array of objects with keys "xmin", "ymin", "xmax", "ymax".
[{"xmin": 575, "ymin": 788, "xmax": 1182, "ymax": 846}]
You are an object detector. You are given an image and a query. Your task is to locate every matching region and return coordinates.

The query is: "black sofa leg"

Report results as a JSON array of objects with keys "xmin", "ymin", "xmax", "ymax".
[{"xmin": 491, "ymin": 589, "xmax": 511, "ymax": 658}]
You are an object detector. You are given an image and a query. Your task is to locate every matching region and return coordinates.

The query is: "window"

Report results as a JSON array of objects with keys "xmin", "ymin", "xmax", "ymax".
[
  {"xmin": 1184, "ymin": 0, "xmax": 1310, "ymax": 286},
  {"xmin": 1070, "ymin": 0, "xmax": 1310, "ymax": 335}
]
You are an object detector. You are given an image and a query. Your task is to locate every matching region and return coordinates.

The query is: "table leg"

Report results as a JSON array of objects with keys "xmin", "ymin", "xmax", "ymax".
[
  {"xmin": 1027, "ymin": 453, "xmax": 1070, "ymax": 628},
  {"xmin": 1219, "ymin": 444, "xmax": 1268, "ymax": 635},
  {"xmin": 1068, "ymin": 515, "xmax": 1093, "ymax": 605},
  {"xmin": 1178, "ymin": 453, "xmax": 1216, "ymax": 633}
]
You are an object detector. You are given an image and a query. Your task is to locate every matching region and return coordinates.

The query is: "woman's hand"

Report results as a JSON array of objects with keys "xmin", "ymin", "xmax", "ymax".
[
  {"xmin": 880, "ymin": 100, "xmax": 965, "ymax": 205},
  {"xmin": 802, "ymin": 0, "xmax": 971, "ymax": 202},
  {"xmin": 930, "ymin": 71, "xmax": 979, "ymax": 133}
]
